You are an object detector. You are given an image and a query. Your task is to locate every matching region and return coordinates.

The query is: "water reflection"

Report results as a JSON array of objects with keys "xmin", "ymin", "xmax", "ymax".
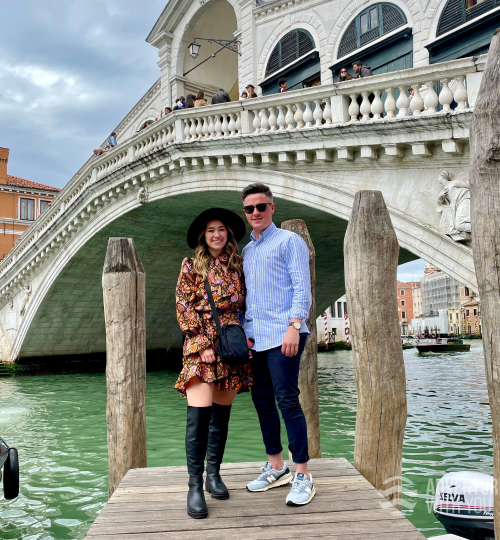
[{"xmin": 0, "ymin": 341, "xmax": 491, "ymax": 539}]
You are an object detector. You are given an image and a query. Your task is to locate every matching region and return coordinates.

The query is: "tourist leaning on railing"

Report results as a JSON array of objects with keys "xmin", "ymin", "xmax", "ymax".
[
  {"xmin": 339, "ymin": 68, "xmax": 354, "ymax": 82},
  {"xmin": 108, "ymin": 132, "xmax": 117, "ymax": 147},
  {"xmin": 186, "ymin": 94, "xmax": 196, "ymax": 108},
  {"xmin": 211, "ymin": 88, "xmax": 231, "ymax": 104},
  {"xmin": 278, "ymin": 77, "xmax": 287, "ymax": 92},
  {"xmin": 352, "ymin": 60, "xmax": 373, "ymax": 78},
  {"xmin": 241, "ymin": 91, "xmax": 248, "ymax": 99},
  {"xmin": 174, "ymin": 96, "xmax": 186, "ymax": 110},
  {"xmin": 194, "ymin": 90, "xmax": 208, "ymax": 107},
  {"xmin": 246, "ymin": 84, "xmax": 257, "ymax": 98}
]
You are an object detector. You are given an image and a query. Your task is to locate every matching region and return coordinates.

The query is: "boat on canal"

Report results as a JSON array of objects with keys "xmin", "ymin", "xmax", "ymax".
[{"xmin": 416, "ymin": 337, "xmax": 471, "ymax": 353}]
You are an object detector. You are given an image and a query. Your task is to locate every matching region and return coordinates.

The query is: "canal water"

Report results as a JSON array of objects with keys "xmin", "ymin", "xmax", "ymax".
[{"xmin": 0, "ymin": 341, "xmax": 491, "ymax": 539}]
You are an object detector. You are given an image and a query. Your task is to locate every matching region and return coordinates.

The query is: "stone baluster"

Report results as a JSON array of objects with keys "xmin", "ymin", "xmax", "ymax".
[
  {"xmin": 410, "ymin": 83, "xmax": 424, "ymax": 116},
  {"xmin": 268, "ymin": 107, "xmax": 277, "ymax": 131},
  {"xmin": 313, "ymin": 99, "xmax": 323, "ymax": 126},
  {"xmin": 214, "ymin": 115, "xmax": 223, "ymax": 136},
  {"xmin": 147, "ymin": 137, "xmax": 153, "ymax": 154},
  {"xmin": 187, "ymin": 119, "xmax": 195, "ymax": 140},
  {"xmin": 371, "ymin": 90, "xmax": 383, "ymax": 120},
  {"xmin": 202, "ymin": 116, "xmax": 209, "ymax": 138},
  {"xmin": 152, "ymin": 134, "xmax": 159, "ymax": 152},
  {"xmin": 423, "ymin": 81, "xmax": 439, "ymax": 114},
  {"xmin": 323, "ymin": 97, "xmax": 332, "ymax": 125},
  {"xmin": 235, "ymin": 112, "xmax": 242, "ymax": 134},
  {"xmin": 161, "ymin": 129, "xmax": 167, "ymax": 147},
  {"xmin": 208, "ymin": 116, "xmax": 216, "ymax": 138},
  {"xmin": 294, "ymin": 102, "xmax": 304, "ymax": 129},
  {"xmin": 453, "ymin": 76, "xmax": 468, "ymax": 110},
  {"xmin": 439, "ymin": 78, "xmax": 453, "ymax": 112},
  {"xmin": 396, "ymin": 86, "xmax": 410, "ymax": 117},
  {"xmin": 277, "ymin": 106, "xmax": 286, "ymax": 130},
  {"xmin": 228, "ymin": 113, "xmax": 237, "ymax": 135},
  {"xmin": 196, "ymin": 117, "xmax": 203, "ymax": 139},
  {"xmin": 303, "ymin": 101, "xmax": 313, "ymax": 128},
  {"xmin": 221, "ymin": 114, "xmax": 230, "ymax": 136},
  {"xmin": 260, "ymin": 109, "xmax": 269, "ymax": 132},
  {"xmin": 166, "ymin": 126, "xmax": 173, "ymax": 145},
  {"xmin": 360, "ymin": 92, "xmax": 371, "ymax": 121},
  {"xmin": 285, "ymin": 104, "xmax": 295, "ymax": 129},
  {"xmin": 253, "ymin": 110, "xmax": 261, "ymax": 133},
  {"xmin": 348, "ymin": 94, "xmax": 360, "ymax": 122},
  {"xmin": 384, "ymin": 88, "xmax": 396, "ymax": 119},
  {"xmin": 184, "ymin": 120, "xmax": 190, "ymax": 140},
  {"xmin": 136, "ymin": 142, "xmax": 143, "ymax": 159}
]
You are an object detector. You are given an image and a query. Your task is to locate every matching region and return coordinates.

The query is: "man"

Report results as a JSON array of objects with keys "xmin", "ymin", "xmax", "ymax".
[
  {"xmin": 211, "ymin": 88, "xmax": 231, "ymax": 104},
  {"xmin": 278, "ymin": 77, "xmax": 287, "ymax": 92},
  {"xmin": 246, "ymin": 84, "xmax": 257, "ymax": 98},
  {"xmin": 352, "ymin": 60, "xmax": 373, "ymax": 78},
  {"xmin": 241, "ymin": 182, "xmax": 315, "ymax": 506},
  {"xmin": 108, "ymin": 132, "xmax": 117, "ymax": 147}
]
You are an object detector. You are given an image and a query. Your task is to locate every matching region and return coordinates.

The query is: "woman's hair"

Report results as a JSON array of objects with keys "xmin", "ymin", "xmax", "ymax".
[
  {"xmin": 196, "ymin": 90, "xmax": 205, "ymax": 100},
  {"xmin": 193, "ymin": 223, "xmax": 244, "ymax": 280},
  {"xmin": 186, "ymin": 94, "xmax": 196, "ymax": 108}
]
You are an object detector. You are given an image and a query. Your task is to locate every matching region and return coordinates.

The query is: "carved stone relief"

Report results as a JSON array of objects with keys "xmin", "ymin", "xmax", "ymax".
[
  {"xmin": 20, "ymin": 284, "xmax": 32, "ymax": 316},
  {"xmin": 138, "ymin": 186, "xmax": 149, "ymax": 204},
  {"xmin": 437, "ymin": 170, "xmax": 471, "ymax": 243}
]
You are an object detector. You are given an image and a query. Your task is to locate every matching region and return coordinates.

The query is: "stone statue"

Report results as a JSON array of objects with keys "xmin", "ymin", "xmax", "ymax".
[
  {"xmin": 20, "ymin": 284, "xmax": 32, "ymax": 316},
  {"xmin": 138, "ymin": 186, "xmax": 148, "ymax": 204},
  {"xmin": 437, "ymin": 170, "xmax": 471, "ymax": 243}
]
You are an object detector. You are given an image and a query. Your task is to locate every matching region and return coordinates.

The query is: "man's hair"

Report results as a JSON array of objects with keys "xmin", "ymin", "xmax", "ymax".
[
  {"xmin": 241, "ymin": 183, "xmax": 273, "ymax": 203},
  {"xmin": 278, "ymin": 77, "xmax": 287, "ymax": 85},
  {"xmin": 352, "ymin": 60, "xmax": 363, "ymax": 67},
  {"xmin": 111, "ymin": 132, "xmax": 116, "ymax": 136}
]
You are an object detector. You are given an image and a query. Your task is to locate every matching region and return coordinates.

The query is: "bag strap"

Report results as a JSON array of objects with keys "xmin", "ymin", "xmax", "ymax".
[{"xmin": 204, "ymin": 280, "xmax": 223, "ymax": 338}]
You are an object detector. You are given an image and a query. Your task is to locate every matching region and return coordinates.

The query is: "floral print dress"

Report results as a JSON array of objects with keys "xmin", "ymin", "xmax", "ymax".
[{"xmin": 174, "ymin": 254, "xmax": 253, "ymax": 397}]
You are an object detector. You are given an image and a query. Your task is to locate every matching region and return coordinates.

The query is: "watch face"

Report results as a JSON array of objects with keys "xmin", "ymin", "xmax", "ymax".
[{"xmin": 294, "ymin": 322, "xmax": 301, "ymax": 330}]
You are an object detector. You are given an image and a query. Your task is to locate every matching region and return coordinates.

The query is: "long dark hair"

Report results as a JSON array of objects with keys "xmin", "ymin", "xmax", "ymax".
[{"xmin": 186, "ymin": 94, "xmax": 196, "ymax": 108}]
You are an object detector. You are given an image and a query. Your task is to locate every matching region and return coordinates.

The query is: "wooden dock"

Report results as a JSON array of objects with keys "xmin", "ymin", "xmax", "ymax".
[{"xmin": 84, "ymin": 458, "xmax": 426, "ymax": 539}]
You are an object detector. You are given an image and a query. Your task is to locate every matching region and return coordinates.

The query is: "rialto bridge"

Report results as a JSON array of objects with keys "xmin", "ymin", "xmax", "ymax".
[{"xmin": 0, "ymin": 56, "xmax": 486, "ymax": 363}]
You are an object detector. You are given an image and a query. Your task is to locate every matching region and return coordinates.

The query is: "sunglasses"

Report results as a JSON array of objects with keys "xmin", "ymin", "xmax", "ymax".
[{"xmin": 243, "ymin": 203, "xmax": 272, "ymax": 214}]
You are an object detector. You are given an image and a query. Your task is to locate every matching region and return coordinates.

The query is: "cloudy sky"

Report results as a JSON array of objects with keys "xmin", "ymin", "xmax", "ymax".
[
  {"xmin": 1, "ymin": 1, "xmax": 166, "ymax": 188},
  {"xmin": 1, "ymin": 2, "xmax": 425, "ymax": 281}
]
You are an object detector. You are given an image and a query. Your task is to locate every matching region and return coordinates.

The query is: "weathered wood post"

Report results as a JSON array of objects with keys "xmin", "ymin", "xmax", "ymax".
[
  {"xmin": 102, "ymin": 237, "xmax": 147, "ymax": 498},
  {"xmin": 281, "ymin": 219, "xmax": 321, "ymax": 458},
  {"xmin": 469, "ymin": 28, "xmax": 500, "ymax": 537},
  {"xmin": 344, "ymin": 191, "xmax": 407, "ymax": 509}
]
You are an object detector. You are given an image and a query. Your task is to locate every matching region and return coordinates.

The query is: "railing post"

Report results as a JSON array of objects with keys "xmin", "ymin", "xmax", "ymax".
[
  {"xmin": 239, "ymin": 109, "xmax": 252, "ymax": 135},
  {"xmin": 344, "ymin": 191, "xmax": 407, "ymax": 510},
  {"xmin": 330, "ymin": 95, "xmax": 350, "ymax": 124},
  {"xmin": 174, "ymin": 117, "xmax": 184, "ymax": 142},
  {"xmin": 127, "ymin": 145, "xmax": 135, "ymax": 164},
  {"xmin": 280, "ymin": 219, "xmax": 321, "ymax": 459},
  {"xmin": 102, "ymin": 237, "xmax": 147, "ymax": 498}
]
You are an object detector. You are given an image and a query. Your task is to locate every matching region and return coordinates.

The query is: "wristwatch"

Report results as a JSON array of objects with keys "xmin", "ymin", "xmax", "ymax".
[{"xmin": 289, "ymin": 321, "xmax": 301, "ymax": 330}]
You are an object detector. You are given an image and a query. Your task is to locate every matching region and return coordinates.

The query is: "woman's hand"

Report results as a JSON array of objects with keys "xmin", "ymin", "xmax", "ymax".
[{"xmin": 199, "ymin": 347, "xmax": 216, "ymax": 363}]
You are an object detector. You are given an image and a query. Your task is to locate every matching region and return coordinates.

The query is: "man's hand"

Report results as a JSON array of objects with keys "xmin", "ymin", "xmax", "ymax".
[
  {"xmin": 199, "ymin": 347, "xmax": 216, "ymax": 362},
  {"xmin": 282, "ymin": 325, "xmax": 300, "ymax": 357}
]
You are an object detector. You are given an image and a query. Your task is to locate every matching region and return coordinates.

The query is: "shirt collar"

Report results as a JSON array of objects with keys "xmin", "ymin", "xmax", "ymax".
[{"xmin": 250, "ymin": 222, "xmax": 276, "ymax": 243}]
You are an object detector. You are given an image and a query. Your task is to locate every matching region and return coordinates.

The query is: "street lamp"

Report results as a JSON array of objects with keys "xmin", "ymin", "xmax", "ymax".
[{"xmin": 188, "ymin": 41, "xmax": 201, "ymax": 59}]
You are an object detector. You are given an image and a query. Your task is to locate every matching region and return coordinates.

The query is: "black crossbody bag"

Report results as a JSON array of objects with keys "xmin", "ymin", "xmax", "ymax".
[{"xmin": 204, "ymin": 280, "xmax": 249, "ymax": 366}]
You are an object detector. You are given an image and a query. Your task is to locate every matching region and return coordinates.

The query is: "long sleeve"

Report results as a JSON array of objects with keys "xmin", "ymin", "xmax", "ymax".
[
  {"xmin": 176, "ymin": 258, "xmax": 212, "ymax": 353},
  {"xmin": 285, "ymin": 235, "xmax": 312, "ymax": 321}
]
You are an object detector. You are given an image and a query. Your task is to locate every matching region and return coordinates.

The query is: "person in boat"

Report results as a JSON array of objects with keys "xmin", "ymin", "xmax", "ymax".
[{"xmin": 175, "ymin": 208, "xmax": 253, "ymax": 520}]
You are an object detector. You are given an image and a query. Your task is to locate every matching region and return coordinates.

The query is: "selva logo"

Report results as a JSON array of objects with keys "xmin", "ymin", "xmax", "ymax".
[{"xmin": 440, "ymin": 493, "xmax": 466, "ymax": 503}]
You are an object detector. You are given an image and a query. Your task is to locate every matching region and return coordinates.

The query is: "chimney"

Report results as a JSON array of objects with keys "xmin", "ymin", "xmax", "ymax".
[{"xmin": 0, "ymin": 147, "xmax": 9, "ymax": 185}]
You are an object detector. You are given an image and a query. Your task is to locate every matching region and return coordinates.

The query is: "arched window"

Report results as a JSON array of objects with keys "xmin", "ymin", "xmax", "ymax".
[
  {"xmin": 437, "ymin": 0, "xmax": 500, "ymax": 36},
  {"xmin": 265, "ymin": 29, "xmax": 315, "ymax": 77},
  {"xmin": 337, "ymin": 3, "xmax": 407, "ymax": 58}
]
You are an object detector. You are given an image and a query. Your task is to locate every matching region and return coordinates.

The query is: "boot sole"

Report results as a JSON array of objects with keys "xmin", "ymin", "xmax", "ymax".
[
  {"xmin": 207, "ymin": 490, "xmax": 230, "ymax": 500},
  {"xmin": 246, "ymin": 472, "xmax": 293, "ymax": 492},
  {"xmin": 187, "ymin": 509, "xmax": 208, "ymax": 519}
]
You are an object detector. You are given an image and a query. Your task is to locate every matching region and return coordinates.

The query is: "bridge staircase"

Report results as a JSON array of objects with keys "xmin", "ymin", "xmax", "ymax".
[{"xmin": 0, "ymin": 362, "xmax": 11, "ymax": 377}]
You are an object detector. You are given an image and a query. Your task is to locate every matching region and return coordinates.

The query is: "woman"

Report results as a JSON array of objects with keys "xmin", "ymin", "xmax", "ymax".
[
  {"xmin": 194, "ymin": 91, "xmax": 208, "ymax": 107},
  {"xmin": 175, "ymin": 208, "xmax": 252, "ymax": 519},
  {"xmin": 186, "ymin": 94, "xmax": 196, "ymax": 108},
  {"xmin": 339, "ymin": 67, "xmax": 354, "ymax": 82}
]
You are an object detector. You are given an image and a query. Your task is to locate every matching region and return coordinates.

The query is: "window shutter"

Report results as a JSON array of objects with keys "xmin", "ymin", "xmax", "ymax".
[
  {"xmin": 466, "ymin": 0, "xmax": 495, "ymax": 20},
  {"xmin": 280, "ymin": 30, "xmax": 299, "ymax": 67},
  {"xmin": 382, "ymin": 4, "xmax": 405, "ymax": 33},
  {"xmin": 338, "ymin": 20, "xmax": 357, "ymax": 57},
  {"xmin": 266, "ymin": 46, "xmax": 280, "ymax": 76},
  {"xmin": 437, "ymin": 0, "xmax": 465, "ymax": 36},
  {"xmin": 298, "ymin": 30, "xmax": 314, "ymax": 57},
  {"xmin": 360, "ymin": 27, "xmax": 380, "ymax": 45},
  {"xmin": 265, "ymin": 29, "xmax": 315, "ymax": 76}
]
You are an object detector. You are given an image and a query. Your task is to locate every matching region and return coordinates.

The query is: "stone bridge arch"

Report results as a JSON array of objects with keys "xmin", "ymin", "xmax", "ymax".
[{"xmin": 7, "ymin": 167, "xmax": 474, "ymax": 362}]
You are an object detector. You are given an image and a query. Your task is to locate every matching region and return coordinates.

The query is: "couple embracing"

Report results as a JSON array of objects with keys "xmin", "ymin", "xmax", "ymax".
[{"xmin": 175, "ymin": 182, "xmax": 315, "ymax": 519}]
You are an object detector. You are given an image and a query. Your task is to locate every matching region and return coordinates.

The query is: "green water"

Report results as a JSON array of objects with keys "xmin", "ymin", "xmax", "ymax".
[{"xmin": 0, "ymin": 342, "xmax": 492, "ymax": 539}]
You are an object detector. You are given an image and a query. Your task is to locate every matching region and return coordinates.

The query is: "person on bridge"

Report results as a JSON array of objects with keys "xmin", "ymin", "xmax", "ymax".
[
  {"xmin": 241, "ymin": 182, "xmax": 316, "ymax": 507},
  {"xmin": 175, "ymin": 208, "xmax": 253, "ymax": 519},
  {"xmin": 211, "ymin": 88, "xmax": 231, "ymax": 104}
]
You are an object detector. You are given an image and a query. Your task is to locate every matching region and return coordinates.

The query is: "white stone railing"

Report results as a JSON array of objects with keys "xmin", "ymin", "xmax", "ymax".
[{"xmin": 0, "ymin": 55, "xmax": 485, "ymax": 285}]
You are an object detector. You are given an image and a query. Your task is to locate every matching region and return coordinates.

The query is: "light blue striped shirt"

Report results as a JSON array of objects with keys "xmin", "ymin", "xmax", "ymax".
[{"xmin": 242, "ymin": 222, "xmax": 311, "ymax": 352}]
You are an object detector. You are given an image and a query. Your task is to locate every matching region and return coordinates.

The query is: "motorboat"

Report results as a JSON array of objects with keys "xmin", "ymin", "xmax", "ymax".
[
  {"xmin": 416, "ymin": 337, "xmax": 470, "ymax": 353},
  {"xmin": 0, "ymin": 436, "xmax": 19, "ymax": 499},
  {"xmin": 434, "ymin": 471, "xmax": 494, "ymax": 539}
]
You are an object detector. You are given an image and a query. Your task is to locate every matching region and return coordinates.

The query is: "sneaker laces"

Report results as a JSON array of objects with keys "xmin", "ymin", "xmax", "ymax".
[
  {"xmin": 257, "ymin": 462, "xmax": 272, "ymax": 480},
  {"xmin": 290, "ymin": 475, "xmax": 309, "ymax": 493}
]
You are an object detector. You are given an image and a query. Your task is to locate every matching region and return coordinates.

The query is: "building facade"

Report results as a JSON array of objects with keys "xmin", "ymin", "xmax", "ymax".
[
  {"xmin": 397, "ymin": 281, "xmax": 418, "ymax": 333},
  {"xmin": 316, "ymin": 294, "xmax": 349, "ymax": 343},
  {"xmin": 0, "ymin": 148, "xmax": 60, "ymax": 260}
]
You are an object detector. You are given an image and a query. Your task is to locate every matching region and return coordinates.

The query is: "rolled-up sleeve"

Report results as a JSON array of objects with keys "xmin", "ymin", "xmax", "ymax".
[{"xmin": 285, "ymin": 235, "xmax": 312, "ymax": 320}]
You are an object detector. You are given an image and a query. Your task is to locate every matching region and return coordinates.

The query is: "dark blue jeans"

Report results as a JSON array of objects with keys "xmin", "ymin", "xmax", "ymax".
[{"xmin": 250, "ymin": 334, "xmax": 309, "ymax": 464}]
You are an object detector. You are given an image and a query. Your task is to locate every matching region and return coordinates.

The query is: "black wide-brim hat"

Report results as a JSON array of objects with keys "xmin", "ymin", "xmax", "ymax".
[{"xmin": 187, "ymin": 208, "xmax": 247, "ymax": 249}]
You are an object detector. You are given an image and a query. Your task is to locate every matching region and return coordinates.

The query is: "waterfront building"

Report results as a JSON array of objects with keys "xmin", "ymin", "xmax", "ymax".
[
  {"xmin": 0, "ymin": 148, "xmax": 60, "ymax": 261},
  {"xmin": 463, "ymin": 298, "xmax": 481, "ymax": 335},
  {"xmin": 316, "ymin": 295, "xmax": 348, "ymax": 343},
  {"xmin": 412, "ymin": 282, "xmax": 422, "ymax": 319},
  {"xmin": 397, "ymin": 281, "xmax": 418, "ymax": 334}
]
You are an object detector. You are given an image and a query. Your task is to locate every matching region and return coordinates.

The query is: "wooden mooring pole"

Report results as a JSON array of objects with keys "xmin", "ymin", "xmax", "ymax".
[
  {"xmin": 344, "ymin": 191, "xmax": 407, "ymax": 510},
  {"xmin": 102, "ymin": 238, "xmax": 147, "ymax": 498},
  {"xmin": 281, "ymin": 219, "xmax": 321, "ymax": 458},
  {"xmin": 469, "ymin": 28, "xmax": 500, "ymax": 537}
]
